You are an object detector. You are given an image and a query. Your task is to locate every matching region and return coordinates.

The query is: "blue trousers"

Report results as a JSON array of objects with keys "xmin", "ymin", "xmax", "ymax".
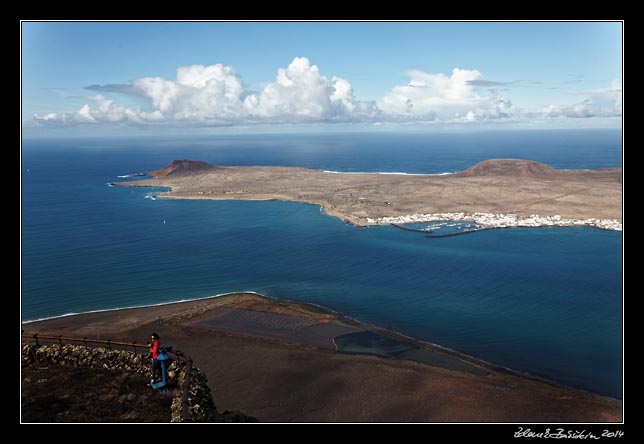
[{"xmin": 151, "ymin": 358, "xmax": 161, "ymax": 381}]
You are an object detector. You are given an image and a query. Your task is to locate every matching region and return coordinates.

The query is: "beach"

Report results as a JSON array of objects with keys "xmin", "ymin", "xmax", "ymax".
[{"xmin": 22, "ymin": 292, "xmax": 622, "ymax": 422}]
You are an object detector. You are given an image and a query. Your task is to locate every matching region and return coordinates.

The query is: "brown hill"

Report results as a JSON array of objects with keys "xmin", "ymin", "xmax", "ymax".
[
  {"xmin": 149, "ymin": 160, "xmax": 219, "ymax": 178},
  {"xmin": 456, "ymin": 159, "xmax": 558, "ymax": 179}
]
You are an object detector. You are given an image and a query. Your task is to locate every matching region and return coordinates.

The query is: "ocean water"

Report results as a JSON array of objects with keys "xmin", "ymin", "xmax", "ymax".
[{"xmin": 21, "ymin": 130, "xmax": 623, "ymax": 398}]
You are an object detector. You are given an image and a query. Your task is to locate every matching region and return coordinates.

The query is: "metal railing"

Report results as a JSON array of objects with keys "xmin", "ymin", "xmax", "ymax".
[{"xmin": 22, "ymin": 333, "xmax": 193, "ymax": 422}]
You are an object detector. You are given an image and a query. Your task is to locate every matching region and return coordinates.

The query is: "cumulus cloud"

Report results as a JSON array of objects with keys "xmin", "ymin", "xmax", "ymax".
[
  {"xmin": 32, "ymin": 57, "xmax": 619, "ymax": 128},
  {"xmin": 35, "ymin": 57, "xmax": 380, "ymax": 126},
  {"xmin": 244, "ymin": 57, "xmax": 380, "ymax": 121},
  {"xmin": 35, "ymin": 112, "xmax": 58, "ymax": 122},
  {"xmin": 37, "ymin": 95, "xmax": 164, "ymax": 125},
  {"xmin": 379, "ymin": 68, "xmax": 514, "ymax": 122},
  {"xmin": 134, "ymin": 63, "xmax": 248, "ymax": 120},
  {"xmin": 542, "ymin": 80, "xmax": 622, "ymax": 119}
]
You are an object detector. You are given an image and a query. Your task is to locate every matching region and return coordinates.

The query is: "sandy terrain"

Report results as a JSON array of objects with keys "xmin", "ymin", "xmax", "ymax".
[
  {"xmin": 115, "ymin": 159, "xmax": 622, "ymax": 226},
  {"xmin": 23, "ymin": 293, "xmax": 622, "ymax": 423}
]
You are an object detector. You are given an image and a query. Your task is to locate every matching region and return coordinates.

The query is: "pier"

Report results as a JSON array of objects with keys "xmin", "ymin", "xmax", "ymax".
[{"xmin": 390, "ymin": 223, "xmax": 489, "ymax": 238}]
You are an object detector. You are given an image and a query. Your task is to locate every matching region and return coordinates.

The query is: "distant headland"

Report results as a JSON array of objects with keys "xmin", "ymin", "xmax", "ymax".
[{"xmin": 115, "ymin": 159, "xmax": 622, "ymax": 231}]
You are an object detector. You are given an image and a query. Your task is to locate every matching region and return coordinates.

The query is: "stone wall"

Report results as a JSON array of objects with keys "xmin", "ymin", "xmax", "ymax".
[{"xmin": 22, "ymin": 343, "xmax": 218, "ymax": 422}]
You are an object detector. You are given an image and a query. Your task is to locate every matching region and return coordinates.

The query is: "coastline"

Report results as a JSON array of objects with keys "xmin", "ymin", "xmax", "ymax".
[
  {"xmin": 118, "ymin": 184, "xmax": 623, "ymax": 232},
  {"xmin": 22, "ymin": 291, "xmax": 508, "ymax": 379},
  {"xmin": 113, "ymin": 159, "xmax": 622, "ymax": 230},
  {"xmin": 319, "ymin": 169, "xmax": 455, "ymax": 176},
  {"xmin": 22, "ymin": 292, "xmax": 622, "ymax": 422},
  {"xmin": 22, "ymin": 291, "xmax": 495, "ymax": 373},
  {"xmin": 369, "ymin": 212, "xmax": 623, "ymax": 231},
  {"xmin": 114, "ymin": 182, "xmax": 623, "ymax": 232},
  {"xmin": 22, "ymin": 291, "xmax": 619, "ymax": 399},
  {"xmin": 21, "ymin": 290, "xmax": 267, "ymax": 324}
]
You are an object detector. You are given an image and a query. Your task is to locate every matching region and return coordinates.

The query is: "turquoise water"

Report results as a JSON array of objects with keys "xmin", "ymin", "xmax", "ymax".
[{"xmin": 21, "ymin": 131, "xmax": 623, "ymax": 398}]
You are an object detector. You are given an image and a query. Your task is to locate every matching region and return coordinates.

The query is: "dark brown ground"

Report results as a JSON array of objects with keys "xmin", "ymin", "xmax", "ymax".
[
  {"xmin": 23, "ymin": 293, "xmax": 622, "ymax": 423},
  {"xmin": 21, "ymin": 366, "xmax": 173, "ymax": 422}
]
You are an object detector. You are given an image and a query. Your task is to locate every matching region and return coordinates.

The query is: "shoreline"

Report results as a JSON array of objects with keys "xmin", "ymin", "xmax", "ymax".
[
  {"xmin": 370, "ymin": 212, "xmax": 623, "ymax": 231},
  {"xmin": 22, "ymin": 291, "xmax": 619, "ymax": 401},
  {"xmin": 21, "ymin": 290, "xmax": 267, "ymax": 324},
  {"xmin": 319, "ymin": 169, "xmax": 455, "ymax": 176},
  {"xmin": 113, "ymin": 182, "xmax": 623, "ymax": 232},
  {"xmin": 112, "ymin": 157, "xmax": 622, "ymax": 231},
  {"xmin": 113, "ymin": 158, "xmax": 622, "ymax": 229},
  {"xmin": 22, "ymin": 292, "xmax": 622, "ymax": 421}
]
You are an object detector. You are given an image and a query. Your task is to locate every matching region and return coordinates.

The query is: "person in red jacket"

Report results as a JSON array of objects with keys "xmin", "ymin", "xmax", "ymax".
[{"xmin": 149, "ymin": 333, "xmax": 161, "ymax": 384}]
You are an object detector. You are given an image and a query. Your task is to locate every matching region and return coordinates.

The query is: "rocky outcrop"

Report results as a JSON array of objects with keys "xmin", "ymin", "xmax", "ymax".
[{"xmin": 22, "ymin": 343, "xmax": 256, "ymax": 422}]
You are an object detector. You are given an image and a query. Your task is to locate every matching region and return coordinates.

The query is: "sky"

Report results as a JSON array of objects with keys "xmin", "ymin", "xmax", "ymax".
[{"xmin": 22, "ymin": 21, "xmax": 623, "ymax": 137}]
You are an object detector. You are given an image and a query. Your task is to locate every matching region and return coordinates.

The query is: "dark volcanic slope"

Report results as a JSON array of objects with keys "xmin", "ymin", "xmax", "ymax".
[{"xmin": 149, "ymin": 159, "xmax": 219, "ymax": 178}]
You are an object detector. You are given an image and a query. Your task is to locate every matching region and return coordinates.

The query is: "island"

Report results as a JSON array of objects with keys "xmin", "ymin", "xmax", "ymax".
[{"xmin": 115, "ymin": 158, "xmax": 622, "ymax": 231}]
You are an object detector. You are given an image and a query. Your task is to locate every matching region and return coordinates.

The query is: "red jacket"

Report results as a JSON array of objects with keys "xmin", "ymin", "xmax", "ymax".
[{"xmin": 150, "ymin": 340, "xmax": 160, "ymax": 359}]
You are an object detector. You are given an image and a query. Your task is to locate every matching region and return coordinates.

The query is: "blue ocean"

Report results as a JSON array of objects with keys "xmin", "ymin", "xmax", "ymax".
[{"xmin": 21, "ymin": 130, "xmax": 623, "ymax": 398}]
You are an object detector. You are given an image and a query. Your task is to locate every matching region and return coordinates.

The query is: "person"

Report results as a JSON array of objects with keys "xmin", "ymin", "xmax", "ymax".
[{"xmin": 149, "ymin": 333, "xmax": 161, "ymax": 384}]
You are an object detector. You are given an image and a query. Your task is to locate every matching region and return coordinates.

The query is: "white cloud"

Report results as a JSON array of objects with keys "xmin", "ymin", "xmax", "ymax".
[
  {"xmin": 542, "ymin": 80, "xmax": 622, "ymax": 119},
  {"xmin": 35, "ymin": 57, "xmax": 380, "ymax": 126},
  {"xmin": 379, "ymin": 68, "xmax": 513, "ymax": 121},
  {"xmin": 32, "ymin": 57, "xmax": 619, "ymax": 128},
  {"xmin": 128, "ymin": 63, "xmax": 248, "ymax": 122},
  {"xmin": 245, "ymin": 57, "xmax": 379, "ymax": 121},
  {"xmin": 38, "ymin": 95, "xmax": 165, "ymax": 125},
  {"xmin": 35, "ymin": 112, "xmax": 58, "ymax": 121},
  {"xmin": 249, "ymin": 57, "xmax": 331, "ymax": 119}
]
